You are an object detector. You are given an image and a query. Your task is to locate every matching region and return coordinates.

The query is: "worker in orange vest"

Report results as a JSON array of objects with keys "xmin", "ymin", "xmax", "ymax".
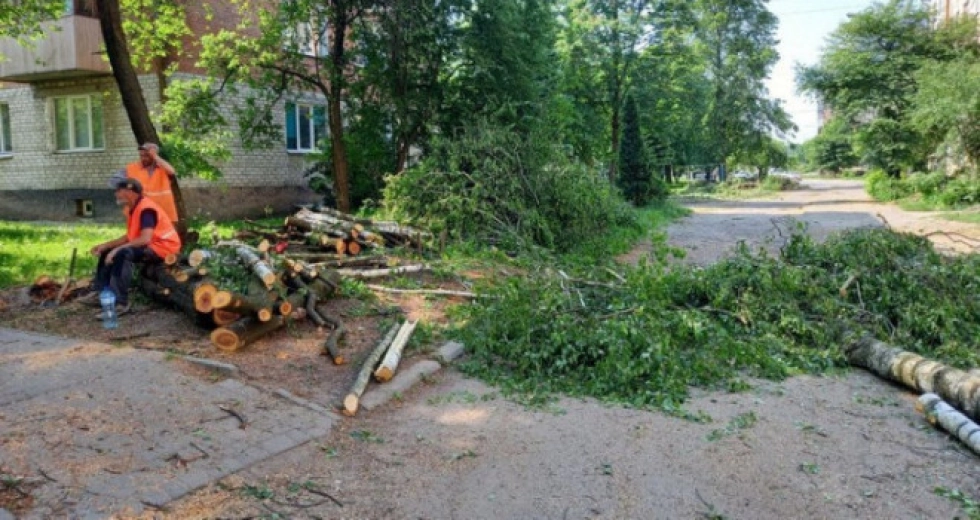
[
  {"xmin": 126, "ymin": 142, "xmax": 180, "ymax": 224},
  {"xmin": 78, "ymin": 178, "xmax": 182, "ymax": 317}
]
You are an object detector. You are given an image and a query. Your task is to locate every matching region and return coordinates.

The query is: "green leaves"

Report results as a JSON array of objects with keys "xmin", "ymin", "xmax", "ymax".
[{"xmin": 457, "ymin": 227, "xmax": 980, "ymax": 412}]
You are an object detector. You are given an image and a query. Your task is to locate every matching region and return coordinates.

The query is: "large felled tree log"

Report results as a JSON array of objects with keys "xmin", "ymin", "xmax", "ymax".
[
  {"xmin": 845, "ymin": 335, "xmax": 980, "ymax": 422},
  {"xmin": 210, "ymin": 315, "xmax": 286, "ymax": 352},
  {"xmin": 219, "ymin": 293, "xmax": 274, "ymax": 322},
  {"xmin": 343, "ymin": 323, "xmax": 400, "ymax": 416},
  {"xmin": 374, "ymin": 320, "xmax": 418, "ymax": 383},
  {"xmin": 916, "ymin": 393, "xmax": 980, "ymax": 456},
  {"xmin": 136, "ymin": 277, "xmax": 214, "ymax": 328}
]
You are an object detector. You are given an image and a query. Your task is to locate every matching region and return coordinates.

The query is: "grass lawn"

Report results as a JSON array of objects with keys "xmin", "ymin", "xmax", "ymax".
[
  {"xmin": 0, "ymin": 221, "xmax": 123, "ymax": 289},
  {"xmin": 0, "ymin": 217, "xmax": 289, "ymax": 289}
]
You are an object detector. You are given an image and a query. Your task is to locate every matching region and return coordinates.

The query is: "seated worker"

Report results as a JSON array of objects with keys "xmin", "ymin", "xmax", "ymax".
[{"xmin": 78, "ymin": 178, "xmax": 182, "ymax": 316}]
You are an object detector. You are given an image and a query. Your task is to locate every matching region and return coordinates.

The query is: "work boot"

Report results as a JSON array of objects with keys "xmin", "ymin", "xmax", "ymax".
[
  {"xmin": 94, "ymin": 302, "xmax": 132, "ymax": 320},
  {"xmin": 76, "ymin": 291, "xmax": 101, "ymax": 308}
]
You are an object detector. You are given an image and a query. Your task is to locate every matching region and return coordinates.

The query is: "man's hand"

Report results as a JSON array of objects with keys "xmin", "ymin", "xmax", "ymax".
[
  {"xmin": 105, "ymin": 247, "xmax": 119, "ymax": 265},
  {"xmin": 90, "ymin": 244, "xmax": 104, "ymax": 257}
]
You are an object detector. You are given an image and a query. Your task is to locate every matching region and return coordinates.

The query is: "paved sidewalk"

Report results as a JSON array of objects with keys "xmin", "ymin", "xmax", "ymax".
[{"xmin": 0, "ymin": 327, "xmax": 337, "ymax": 518}]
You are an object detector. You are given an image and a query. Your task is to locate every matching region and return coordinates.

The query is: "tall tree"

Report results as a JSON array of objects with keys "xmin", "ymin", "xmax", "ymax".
[
  {"xmin": 96, "ymin": 0, "xmax": 188, "ymax": 224},
  {"xmin": 694, "ymin": 0, "xmax": 789, "ymax": 169},
  {"xmin": 617, "ymin": 94, "xmax": 660, "ymax": 204},
  {"xmin": 797, "ymin": 0, "xmax": 959, "ymax": 176}
]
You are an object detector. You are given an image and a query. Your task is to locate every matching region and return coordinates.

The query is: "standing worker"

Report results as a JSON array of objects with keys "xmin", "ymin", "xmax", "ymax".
[{"xmin": 127, "ymin": 142, "xmax": 179, "ymax": 224}]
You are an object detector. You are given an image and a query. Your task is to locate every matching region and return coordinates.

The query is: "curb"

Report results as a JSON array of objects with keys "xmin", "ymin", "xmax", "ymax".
[
  {"xmin": 360, "ymin": 341, "xmax": 465, "ymax": 412},
  {"xmin": 182, "ymin": 356, "xmax": 240, "ymax": 377}
]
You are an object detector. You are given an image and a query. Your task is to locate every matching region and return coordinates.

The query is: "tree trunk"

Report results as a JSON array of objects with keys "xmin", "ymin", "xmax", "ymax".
[
  {"xmin": 95, "ymin": 0, "xmax": 188, "ymax": 231},
  {"xmin": 845, "ymin": 335, "xmax": 980, "ymax": 422},
  {"xmin": 917, "ymin": 393, "xmax": 980, "ymax": 456},
  {"xmin": 343, "ymin": 322, "xmax": 401, "ymax": 416}
]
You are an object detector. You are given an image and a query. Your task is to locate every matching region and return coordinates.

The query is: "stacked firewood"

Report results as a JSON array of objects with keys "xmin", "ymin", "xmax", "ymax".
[{"xmin": 135, "ymin": 207, "xmax": 430, "ymax": 355}]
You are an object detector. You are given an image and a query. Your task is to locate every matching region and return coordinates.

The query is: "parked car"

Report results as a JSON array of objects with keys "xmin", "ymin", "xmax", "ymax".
[{"xmin": 731, "ymin": 170, "xmax": 757, "ymax": 180}]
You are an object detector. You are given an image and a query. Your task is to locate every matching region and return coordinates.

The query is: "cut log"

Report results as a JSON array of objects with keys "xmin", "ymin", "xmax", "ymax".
[
  {"xmin": 343, "ymin": 323, "xmax": 400, "ymax": 416},
  {"xmin": 210, "ymin": 315, "xmax": 286, "ymax": 352},
  {"xmin": 374, "ymin": 320, "xmax": 418, "ymax": 383},
  {"xmin": 192, "ymin": 282, "xmax": 219, "ymax": 313},
  {"xmin": 916, "ymin": 393, "xmax": 980, "ymax": 456},
  {"xmin": 212, "ymin": 290, "xmax": 233, "ymax": 310},
  {"xmin": 188, "ymin": 249, "xmax": 213, "ymax": 268},
  {"xmin": 235, "ymin": 246, "xmax": 277, "ymax": 287},
  {"xmin": 164, "ymin": 253, "xmax": 179, "ymax": 266},
  {"xmin": 257, "ymin": 238, "xmax": 271, "ymax": 253},
  {"xmin": 217, "ymin": 292, "xmax": 273, "ymax": 319},
  {"xmin": 845, "ymin": 335, "xmax": 980, "ymax": 422},
  {"xmin": 345, "ymin": 239, "xmax": 361, "ymax": 256},
  {"xmin": 212, "ymin": 308, "xmax": 241, "ymax": 327},
  {"xmin": 137, "ymin": 277, "xmax": 214, "ymax": 328},
  {"xmin": 308, "ymin": 255, "xmax": 389, "ymax": 269}
]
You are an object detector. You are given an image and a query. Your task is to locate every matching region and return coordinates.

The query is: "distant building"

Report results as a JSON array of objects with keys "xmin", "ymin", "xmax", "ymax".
[
  {"xmin": 931, "ymin": 0, "xmax": 980, "ymax": 26},
  {"xmin": 0, "ymin": 0, "xmax": 323, "ymax": 221},
  {"xmin": 816, "ymin": 99, "xmax": 833, "ymax": 132}
]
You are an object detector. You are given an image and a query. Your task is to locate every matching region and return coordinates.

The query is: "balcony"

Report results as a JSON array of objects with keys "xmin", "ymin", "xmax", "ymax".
[{"xmin": 0, "ymin": 16, "xmax": 110, "ymax": 83}]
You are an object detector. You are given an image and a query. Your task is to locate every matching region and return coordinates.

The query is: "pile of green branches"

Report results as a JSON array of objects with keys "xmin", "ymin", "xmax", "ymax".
[{"xmin": 455, "ymin": 228, "xmax": 980, "ymax": 410}]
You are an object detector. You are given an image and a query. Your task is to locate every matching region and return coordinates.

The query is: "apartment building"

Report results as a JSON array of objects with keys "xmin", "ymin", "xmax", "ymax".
[
  {"xmin": 0, "ymin": 0, "xmax": 323, "ymax": 221},
  {"xmin": 932, "ymin": 0, "xmax": 980, "ymax": 25}
]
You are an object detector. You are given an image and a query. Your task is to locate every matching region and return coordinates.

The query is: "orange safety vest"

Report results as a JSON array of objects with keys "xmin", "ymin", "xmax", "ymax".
[
  {"xmin": 127, "ymin": 196, "xmax": 181, "ymax": 258},
  {"xmin": 126, "ymin": 162, "xmax": 179, "ymax": 223}
]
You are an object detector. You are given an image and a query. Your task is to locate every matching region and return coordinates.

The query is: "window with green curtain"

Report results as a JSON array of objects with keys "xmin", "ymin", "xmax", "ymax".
[{"xmin": 286, "ymin": 101, "xmax": 327, "ymax": 153}]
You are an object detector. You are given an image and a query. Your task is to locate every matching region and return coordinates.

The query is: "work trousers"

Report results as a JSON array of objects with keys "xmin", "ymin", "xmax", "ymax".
[{"xmin": 93, "ymin": 247, "xmax": 159, "ymax": 305}]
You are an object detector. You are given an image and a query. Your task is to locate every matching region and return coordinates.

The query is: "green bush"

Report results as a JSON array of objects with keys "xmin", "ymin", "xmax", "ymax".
[
  {"xmin": 865, "ymin": 169, "xmax": 913, "ymax": 201},
  {"xmin": 761, "ymin": 176, "xmax": 798, "ymax": 191},
  {"xmin": 938, "ymin": 177, "xmax": 980, "ymax": 207},
  {"xmin": 906, "ymin": 171, "xmax": 946, "ymax": 197},
  {"xmin": 383, "ymin": 120, "xmax": 637, "ymax": 253}
]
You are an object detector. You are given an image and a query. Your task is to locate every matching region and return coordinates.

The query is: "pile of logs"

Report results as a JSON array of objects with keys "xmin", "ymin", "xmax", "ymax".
[{"xmin": 135, "ymin": 206, "xmax": 431, "ymax": 354}]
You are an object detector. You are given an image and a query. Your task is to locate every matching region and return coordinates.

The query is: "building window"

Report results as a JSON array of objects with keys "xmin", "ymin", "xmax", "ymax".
[
  {"xmin": 54, "ymin": 95, "xmax": 104, "ymax": 151},
  {"xmin": 286, "ymin": 102, "xmax": 327, "ymax": 153},
  {"xmin": 0, "ymin": 104, "xmax": 11, "ymax": 155}
]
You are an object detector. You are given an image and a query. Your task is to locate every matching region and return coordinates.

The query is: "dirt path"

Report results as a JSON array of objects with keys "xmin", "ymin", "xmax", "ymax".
[{"xmin": 159, "ymin": 179, "xmax": 980, "ymax": 520}]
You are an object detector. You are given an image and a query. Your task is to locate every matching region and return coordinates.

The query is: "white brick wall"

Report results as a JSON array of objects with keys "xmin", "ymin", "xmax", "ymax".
[{"xmin": 0, "ymin": 73, "xmax": 320, "ymax": 192}]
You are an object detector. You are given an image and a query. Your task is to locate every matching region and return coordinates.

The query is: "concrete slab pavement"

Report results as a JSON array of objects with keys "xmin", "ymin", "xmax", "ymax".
[{"xmin": 0, "ymin": 327, "xmax": 338, "ymax": 518}]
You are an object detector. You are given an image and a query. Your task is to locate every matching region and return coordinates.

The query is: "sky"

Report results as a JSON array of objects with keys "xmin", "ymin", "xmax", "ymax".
[{"xmin": 766, "ymin": 0, "xmax": 881, "ymax": 143}]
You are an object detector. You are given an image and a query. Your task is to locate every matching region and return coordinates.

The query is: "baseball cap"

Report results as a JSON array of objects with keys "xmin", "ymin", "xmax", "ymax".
[
  {"xmin": 114, "ymin": 177, "xmax": 143, "ymax": 194},
  {"xmin": 107, "ymin": 169, "xmax": 127, "ymax": 189}
]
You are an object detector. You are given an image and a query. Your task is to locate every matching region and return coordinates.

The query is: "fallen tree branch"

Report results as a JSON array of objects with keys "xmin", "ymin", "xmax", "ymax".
[
  {"xmin": 336, "ymin": 264, "xmax": 430, "ymax": 279},
  {"xmin": 365, "ymin": 285, "xmax": 479, "ymax": 298}
]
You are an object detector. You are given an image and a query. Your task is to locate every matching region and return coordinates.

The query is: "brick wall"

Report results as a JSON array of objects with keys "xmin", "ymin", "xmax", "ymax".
[{"xmin": 0, "ymin": 73, "xmax": 322, "ymax": 221}]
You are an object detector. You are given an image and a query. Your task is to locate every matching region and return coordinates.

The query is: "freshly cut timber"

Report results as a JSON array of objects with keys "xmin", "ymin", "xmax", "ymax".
[
  {"xmin": 845, "ymin": 335, "xmax": 980, "ymax": 422},
  {"xmin": 917, "ymin": 393, "xmax": 980, "ymax": 456},
  {"xmin": 187, "ymin": 249, "xmax": 213, "ymax": 268},
  {"xmin": 211, "ymin": 315, "xmax": 286, "ymax": 352},
  {"xmin": 192, "ymin": 281, "xmax": 220, "ymax": 313},
  {"xmin": 236, "ymin": 246, "xmax": 277, "ymax": 287},
  {"xmin": 374, "ymin": 320, "xmax": 418, "ymax": 383},
  {"xmin": 136, "ymin": 277, "xmax": 214, "ymax": 328},
  {"xmin": 219, "ymin": 293, "xmax": 274, "ymax": 322},
  {"xmin": 212, "ymin": 308, "xmax": 241, "ymax": 327},
  {"xmin": 343, "ymin": 323, "xmax": 400, "ymax": 416}
]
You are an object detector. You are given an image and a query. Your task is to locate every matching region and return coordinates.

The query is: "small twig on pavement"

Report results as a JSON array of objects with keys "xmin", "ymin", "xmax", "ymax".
[{"xmin": 218, "ymin": 404, "xmax": 249, "ymax": 429}]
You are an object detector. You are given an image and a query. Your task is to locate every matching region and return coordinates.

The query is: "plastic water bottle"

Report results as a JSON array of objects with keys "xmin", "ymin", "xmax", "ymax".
[{"xmin": 100, "ymin": 289, "xmax": 118, "ymax": 330}]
